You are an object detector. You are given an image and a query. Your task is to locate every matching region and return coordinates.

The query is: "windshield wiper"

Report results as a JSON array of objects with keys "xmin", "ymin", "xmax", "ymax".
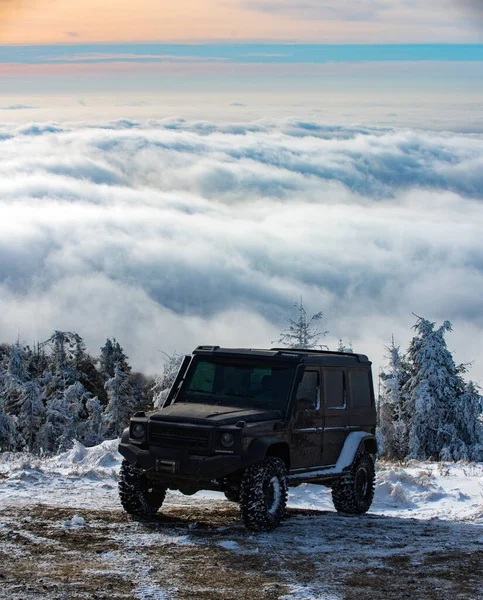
[{"xmin": 224, "ymin": 392, "xmax": 255, "ymax": 398}]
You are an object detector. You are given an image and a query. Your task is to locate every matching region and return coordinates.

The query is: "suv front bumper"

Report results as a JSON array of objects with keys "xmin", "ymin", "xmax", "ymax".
[{"xmin": 118, "ymin": 441, "xmax": 244, "ymax": 481}]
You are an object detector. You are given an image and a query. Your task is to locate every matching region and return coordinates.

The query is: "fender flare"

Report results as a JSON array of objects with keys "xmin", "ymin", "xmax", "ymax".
[
  {"xmin": 247, "ymin": 437, "xmax": 289, "ymax": 463},
  {"xmin": 120, "ymin": 427, "xmax": 130, "ymax": 445},
  {"xmin": 335, "ymin": 431, "xmax": 378, "ymax": 472}
]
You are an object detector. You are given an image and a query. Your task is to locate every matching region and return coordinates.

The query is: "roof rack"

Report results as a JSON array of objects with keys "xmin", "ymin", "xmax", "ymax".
[
  {"xmin": 270, "ymin": 348, "xmax": 358, "ymax": 357},
  {"xmin": 193, "ymin": 346, "xmax": 369, "ymax": 363}
]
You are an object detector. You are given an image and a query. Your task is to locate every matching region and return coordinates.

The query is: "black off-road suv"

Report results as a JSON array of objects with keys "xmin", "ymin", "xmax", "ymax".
[{"xmin": 118, "ymin": 346, "xmax": 377, "ymax": 531}]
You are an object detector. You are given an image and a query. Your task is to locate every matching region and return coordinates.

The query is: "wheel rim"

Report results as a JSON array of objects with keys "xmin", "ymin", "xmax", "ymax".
[
  {"xmin": 264, "ymin": 476, "xmax": 281, "ymax": 515},
  {"xmin": 355, "ymin": 467, "xmax": 368, "ymax": 499}
]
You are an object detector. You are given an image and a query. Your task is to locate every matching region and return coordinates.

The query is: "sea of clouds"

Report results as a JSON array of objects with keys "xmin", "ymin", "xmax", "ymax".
[{"xmin": 1, "ymin": 117, "xmax": 482, "ymax": 376}]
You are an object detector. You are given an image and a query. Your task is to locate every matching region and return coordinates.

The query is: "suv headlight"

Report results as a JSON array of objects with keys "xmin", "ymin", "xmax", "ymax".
[
  {"xmin": 131, "ymin": 423, "xmax": 146, "ymax": 439},
  {"xmin": 221, "ymin": 432, "xmax": 235, "ymax": 448}
]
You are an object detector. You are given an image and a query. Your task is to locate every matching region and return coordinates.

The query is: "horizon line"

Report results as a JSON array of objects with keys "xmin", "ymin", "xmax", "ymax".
[{"xmin": 2, "ymin": 43, "xmax": 483, "ymax": 66}]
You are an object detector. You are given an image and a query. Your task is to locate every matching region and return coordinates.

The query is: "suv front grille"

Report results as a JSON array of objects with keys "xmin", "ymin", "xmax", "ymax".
[{"xmin": 149, "ymin": 423, "xmax": 211, "ymax": 449}]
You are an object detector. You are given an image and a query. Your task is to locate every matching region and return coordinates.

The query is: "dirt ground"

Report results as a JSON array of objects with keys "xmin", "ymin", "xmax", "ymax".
[{"xmin": 1, "ymin": 501, "xmax": 482, "ymax": 600}]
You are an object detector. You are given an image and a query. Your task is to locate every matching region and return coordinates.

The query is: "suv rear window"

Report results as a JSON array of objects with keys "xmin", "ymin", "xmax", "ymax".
[
  {"xmin": 324, "ymin": 370, "xmax": 346, "ymax": 408},
  {"xmin": 350, "ymin": 370, "xmax": 372, "ymax": 407}
]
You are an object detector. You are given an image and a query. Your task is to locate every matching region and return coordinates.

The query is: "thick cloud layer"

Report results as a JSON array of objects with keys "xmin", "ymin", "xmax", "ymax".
[{"xmin": 1, "ymin": 118, "xmax": 482, "ymax": 376}]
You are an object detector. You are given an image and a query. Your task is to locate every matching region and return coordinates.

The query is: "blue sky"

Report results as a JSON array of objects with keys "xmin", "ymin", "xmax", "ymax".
[
  {"xmin": 1, "ymin": 43, "xmax": 483, "ymax": 65},
  {"xmin": 2, "ymin": 42, "xmax": 483, "ymax": 99}
]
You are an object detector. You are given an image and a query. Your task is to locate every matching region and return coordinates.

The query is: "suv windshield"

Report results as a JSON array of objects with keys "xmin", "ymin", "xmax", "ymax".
[{"xmin": 176, "ymin": 358, "xmax": 296, "ymax": 411}]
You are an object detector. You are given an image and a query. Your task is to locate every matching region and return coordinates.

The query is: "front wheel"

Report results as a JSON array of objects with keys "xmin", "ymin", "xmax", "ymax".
[
  {"xmin": 118, "ymin": 459, "xmax": 167, "ymax": 518},
  {"xmin": 240, "ymin": 457, "xmax": 288, "ymax": 531},
  {"xmin": 331, "ymin": 453, "xmax": 375, "ymax": 514}
]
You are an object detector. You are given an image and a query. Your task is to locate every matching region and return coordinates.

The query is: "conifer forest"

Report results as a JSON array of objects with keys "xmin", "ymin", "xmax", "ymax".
[{"xmin": 1, "ymin": 315, "xmax": 482, "ymax": 462}]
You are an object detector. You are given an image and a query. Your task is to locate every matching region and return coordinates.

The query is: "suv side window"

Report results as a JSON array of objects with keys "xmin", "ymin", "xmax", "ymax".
[
  {"xmin": 350, "ymin": 370, "xmax": 371, "ymax": 407},
  {"xmin": 324, "ymin": 370, "xmax": 346, "ymax": 409},
  {"xmin": 296, "ymin": 370, "xmax": 320, "ymax": 410}
]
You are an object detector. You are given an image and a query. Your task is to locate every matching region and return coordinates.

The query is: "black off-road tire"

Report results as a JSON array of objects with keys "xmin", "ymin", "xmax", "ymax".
[
  {"xmin": 331, "ymin": 453, "xmax": 375, "ymax": 514},
  {"xmin": 240, "ymin": 457, "xmax": 288, "ymax": 532},
  {"xmin": 224, "ymin": 488, "xmax": 240, "ymax": 503},
  {"xmin": 118, "ymin": 459, "xmax": 167, "ymax": 518}
]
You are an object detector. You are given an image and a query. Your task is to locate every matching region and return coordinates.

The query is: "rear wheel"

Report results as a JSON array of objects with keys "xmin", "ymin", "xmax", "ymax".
[
  {"xmin": 331, "ymin": 453, "xmax": 375, "ymax": 514},
  {"xmin": 240, "ymin": 457, "xmax": 287, "ymax": 531},
  {"xmin": 118, "ymin": 459, "xmax": 167, "ymax": 518}
]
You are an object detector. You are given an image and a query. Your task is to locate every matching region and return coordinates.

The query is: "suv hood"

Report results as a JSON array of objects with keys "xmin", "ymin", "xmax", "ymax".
[{"xmin": 149, "ymin": 403, "xmax": 282, "ymax": 426}]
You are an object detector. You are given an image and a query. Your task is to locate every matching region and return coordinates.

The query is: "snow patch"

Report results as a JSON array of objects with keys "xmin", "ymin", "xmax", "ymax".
[
  {"xmin": 281, "ymin": 584, "xmax": 341, "ymax": 600},
  {"xmin": 1, "ymin": 441, "xmax": 482, "ymax": 523},
  {"xmin": 62, "ymin": 514, "xmax": 86, "ymax": 527},
  {"xmin": 218, "ymin": 540, "xmax": 240, "ymax": 551},
  {"xmin": 48, "ymin": 439, "xmax": 121, "ymax": 472},
  {"xmin": 115, "ymin": 532, "xmax": 192, "ymax": 549}
]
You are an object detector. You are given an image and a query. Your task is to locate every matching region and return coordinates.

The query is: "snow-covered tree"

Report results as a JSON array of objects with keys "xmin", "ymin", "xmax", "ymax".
[
  {"xmin": 38, "ymin": 380, "xmax": 86, "ymax": 454},
  {"xmin": 378, "ymin": 339, "xmax": 410, "ymax": 460},
  {"xmin": 441, "ymin": 381, "xmax": 483, "ymax": 462},
  {"xmin": 99, "ymin": 338, "xmax": 130, "ymax": 381},
  {"xmin": 81, "ymin": 396, "xmax": 103, "ymax": 446},
  {"xmin": 49, "ymin": 331, "xmax": 71, "ymax": 374},
  {"xmin": 103, "ymin": 361, "xmax": 136, "ymax": 438},
  {"xmin": 0, "ymin": 392, "xmax": 20, "ymax": 451},
  {"xmin": 6, "ymin": 342, "xmax": 27, "ymax": 388},
  {"xmin": 37, "ymin": 394, "xmax": 71, "ymax": 453},
  {"xmin": 153, "ymin": 352, "xmax": 185, "ymax": 408},
  {"xmin": 43, "ymin": 332, "xmax": 78, "ymax": 400},
  {"xmin": 275, "ymin": 298, "xmax": 328, "ymax": 350},
  {"xmin": 63, "ymin": 381, "xmax": 89, "ymax": 442},
  {"xmin": 0, "ymin": 331, "xmax": 149, "ymax": 453},
  {"xmin": 39, "ymin": 382, "xmax": 88, "ymax": 455},
  {"xmin": 404, "ymin": 318, "xmax": 463, "ymax": 460},
  {"xmin": 69, "ymin": 334, "xmax": 105, "ymax": 404},
  {"xmin": 0, "ymin": 343, "xmax": 39, "ymax": 451},
  {"xmin": 337, "ymin": 339, "xmax": 353, "ymax": 353},
  {"xmin": 26, "ymin": 342, "xmax": 49, "ymax": 382},
  {"xmin": 131, "ymin": 371, "xmax": 155, "ymax": 413},
  {"xmin": 15, "ymin": 381, "xmax": 45, "ymax": 452}
]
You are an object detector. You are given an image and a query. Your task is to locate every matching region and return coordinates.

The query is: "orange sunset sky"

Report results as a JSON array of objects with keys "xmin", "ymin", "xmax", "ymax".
[{"xmin": 0, "ymin": 0, "xmax": 482, "ymax": 44}]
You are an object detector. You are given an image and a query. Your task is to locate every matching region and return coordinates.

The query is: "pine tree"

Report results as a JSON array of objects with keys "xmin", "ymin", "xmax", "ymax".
[
  {"xmin": 152, "ymin": 352, "xmax": 184, "ymax": 408},
  {"xmin": 275, "ymin": 298, "xmax": 328, "ymax": 350},
  {"xmin": 38, "ymin": 383, "xmax": 87, "ymax": 454},
  {"xmin": 0, "ymin": 391, "xmax": 20, "ymax": 451},
  {"xmin": 70, "ymin": 334, "xmax": 106, "ymax": 405},
  {"xmin": 1, "ymin": 343, "xmax": 40, "ymax": 451},
  {"xmin": 63, "ymin": 381, "xmax": 89, "ymax": 443},
  {"xmin": 27, "ymin": 342, "xmax": 49, "ymax": 381},
  {"xmin": 15, "ymin": 381, "xmax": 44, "ymax": 453},
  {"xmin": 82, "ymin": 396, "xmax": 103, "ymax": 446},
  {"xmin": 337, "ymin": 339, "xmax": 353, "ymax": 353},
  {"xmin": 49, "ymin": 331, "xmax": 71, "ymax": 375},
  {"xmin": 38, "ymin": 395, "xmax": 71, "ymax": 454},
  {"xmin": 131, "ymin": 371, "xmax": 155, "ymax": 413},
  {"xmin": 442, "ymin": 380, "xmax": 483, "ymax": 461},
  {"xmin": 2, "ymin": 343, "xmax": 24, "ymax": 415},
  {"xmin": 378, "ymin": 339, "xmax": 410, "ymax": 460},
  {"xmin": 404, "ymin": 318, "xmax": 462, "ymax": 460},
  {"xmin": 7, "ymin": 341, "xmax": 26, "ymax": 387},
  {"xmin": 99, "ymin": 339, "xmax": 130, "ymax": 381},
  {"xmin": 103, "ymin": 361, "xmax": 136, "ymax": 438}
]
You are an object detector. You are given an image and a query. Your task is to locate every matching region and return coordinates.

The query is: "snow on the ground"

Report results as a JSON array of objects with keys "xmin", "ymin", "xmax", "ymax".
[{"xmin": 1, "ymin": 440, "xmax": 482, "ymax": 523}]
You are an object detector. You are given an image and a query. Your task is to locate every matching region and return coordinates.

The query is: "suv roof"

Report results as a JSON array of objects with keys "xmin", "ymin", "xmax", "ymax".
[{"xmin": 193, "ymin": 346, "xmax": 371, "ymax": 366}]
